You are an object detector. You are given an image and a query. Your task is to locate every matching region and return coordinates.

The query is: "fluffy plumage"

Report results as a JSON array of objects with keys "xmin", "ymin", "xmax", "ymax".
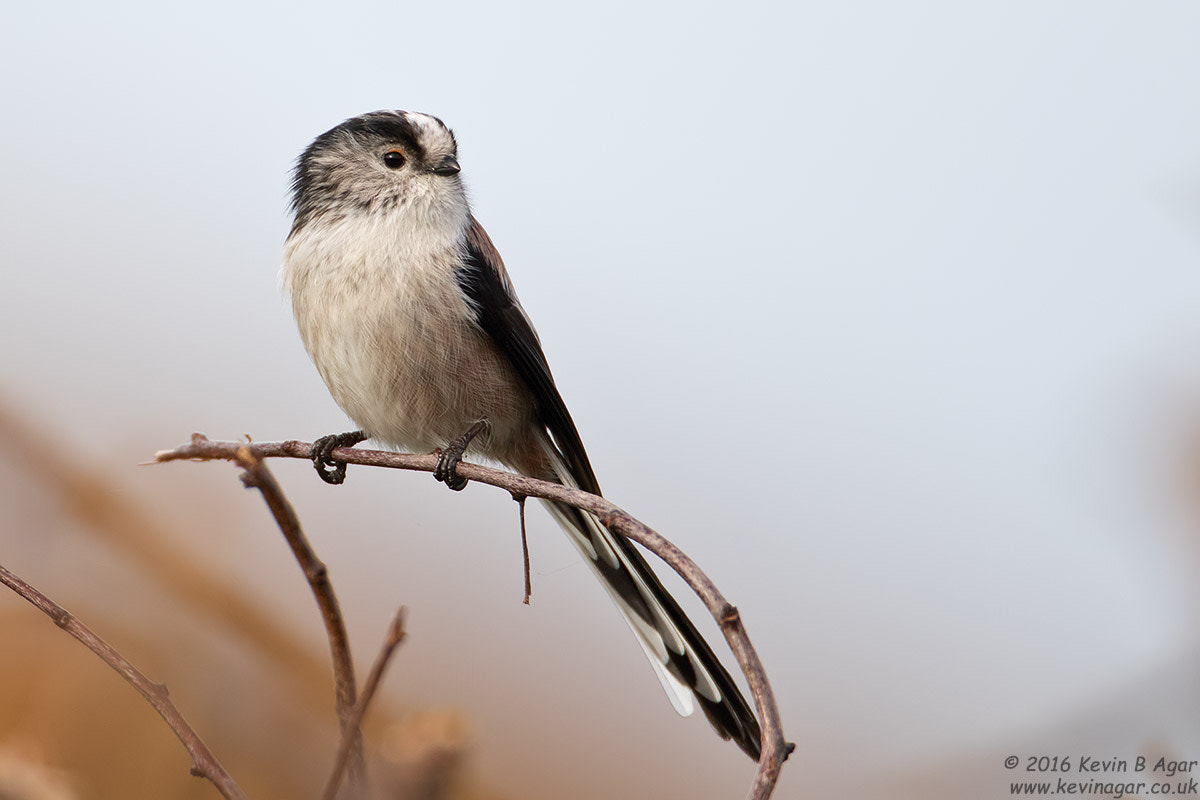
[{"xmin": 282, "ymin": 110, "xmax": 762, "ymax": 760}]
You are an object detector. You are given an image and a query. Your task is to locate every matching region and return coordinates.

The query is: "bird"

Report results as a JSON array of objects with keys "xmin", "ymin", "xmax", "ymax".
[{"xmin": 281, "ymin": 110, "xmax": 762, "ymax": 760}]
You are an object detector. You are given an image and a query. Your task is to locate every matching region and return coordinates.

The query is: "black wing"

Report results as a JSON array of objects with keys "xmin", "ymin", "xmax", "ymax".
[{"xmin": 458, "ymin": 216, "xmax": 600, "ymax": 493}]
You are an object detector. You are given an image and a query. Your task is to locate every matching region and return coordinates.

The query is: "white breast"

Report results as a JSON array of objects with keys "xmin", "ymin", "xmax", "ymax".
[{"xmin": 282, "ymin": 208, "xmax": 533, "ymax": 457}]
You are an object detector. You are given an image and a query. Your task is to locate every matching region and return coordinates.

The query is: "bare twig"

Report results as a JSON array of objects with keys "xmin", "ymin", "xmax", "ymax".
[
  {"xmin": 322, "ymin": 607, "xmax": 408, "ymax": 800},
  {"xmin": 0, "ymin": 562, "xmax": 248, "ymax": 800},
  {"xmin": 232, "ymin": 446, "xmax": 366, "ymax": 791},
  {"xmin": 513, "ymin": 494, "xmax": 532, "ymax": 605},
  {"xmin": 158, "ymin": 434, "xmax": 793, "ymax": 800}
]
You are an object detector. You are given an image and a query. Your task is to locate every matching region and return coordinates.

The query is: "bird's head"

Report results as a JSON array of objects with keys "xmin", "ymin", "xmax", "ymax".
[{"xmin": 290, "ymin": 110, "xmax": 465, "ymax": 233}]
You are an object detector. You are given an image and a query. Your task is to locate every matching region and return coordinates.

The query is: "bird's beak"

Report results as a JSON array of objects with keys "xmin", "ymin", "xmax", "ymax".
[{"xmin": 431, "ymin": 155, "xmax": 461, "ymax": 176}]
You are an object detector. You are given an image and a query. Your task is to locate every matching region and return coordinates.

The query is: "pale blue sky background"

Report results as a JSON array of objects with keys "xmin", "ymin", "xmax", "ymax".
[{"xmin": 3, "ymin": 2, "xmax": 1200, "ymax": 798}]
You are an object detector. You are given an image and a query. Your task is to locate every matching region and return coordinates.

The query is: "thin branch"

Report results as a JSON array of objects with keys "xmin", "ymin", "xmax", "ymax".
[
  {"xmin": 232, "ymin": 447, "xmax": 366, "ymax": 791},
  {"xmin": 158, "ymin": 434, "xmax": 794, "ymax": 800},
  {"xmin": 0, "ymin": 562, "xmax": 248, "ymax": 800},
  {"xmin": 513, "ymin": 494, "xmax": 532, "ymax": 605},
  {"xmin": 322, "ymin": 606, "xmax": 408, "ymax": 800}
]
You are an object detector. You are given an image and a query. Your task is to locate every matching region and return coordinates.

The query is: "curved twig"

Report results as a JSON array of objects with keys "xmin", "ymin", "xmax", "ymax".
[
  {"xmin": 233, "ymin": 447, "xmax": 366, "ymax": 790},
  {"xmin": 0, "ymin": 562, "xmax": 248, "ymax": 800},
  {"xmin": 157, "ymin": 434, "xmax": 794, "ymax": 800}
]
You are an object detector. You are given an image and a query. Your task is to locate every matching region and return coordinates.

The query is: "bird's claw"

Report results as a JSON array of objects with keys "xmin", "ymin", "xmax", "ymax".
[
  {"xmin": 433, "ymin": 420, "xmax": 489, "ymax": 491},
  {"xmin": 434, "ymin": 446, "xmax": 470, "ymax": 491},
  {"xmin": 310, "ymin": 430, "xmax": 367, "ymax": 485}
]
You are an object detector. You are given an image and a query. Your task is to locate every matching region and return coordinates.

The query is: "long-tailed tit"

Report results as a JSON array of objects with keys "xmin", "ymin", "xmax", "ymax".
[{"xmin": 282, "ymin": 110, "xmax": 761, "ymax": 760}]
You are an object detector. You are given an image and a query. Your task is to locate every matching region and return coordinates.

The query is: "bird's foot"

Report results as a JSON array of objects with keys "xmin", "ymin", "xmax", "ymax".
[
  {"xmin": 434, "ymin": 420, "xmax": 489, "ymax": 491},
  {"xmin": 310, "ymin": 430, "xmax": 367, "ymax": 485}
]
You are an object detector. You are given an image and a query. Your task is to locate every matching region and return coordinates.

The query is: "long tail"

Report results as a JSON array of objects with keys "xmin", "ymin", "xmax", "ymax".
[{"xmin": 537, "ymin": 446, "xmax": 762, "ymax": 760}]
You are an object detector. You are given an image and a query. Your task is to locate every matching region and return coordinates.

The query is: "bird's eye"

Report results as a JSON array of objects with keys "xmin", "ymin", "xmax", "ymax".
[{"xmin": 382, "ymin": 149, "xmax": 406, "ymax": 169}]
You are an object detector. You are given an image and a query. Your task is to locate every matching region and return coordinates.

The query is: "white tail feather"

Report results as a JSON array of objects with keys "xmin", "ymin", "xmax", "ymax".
[
  {"xmin": 542, "ymin": 501, "xmax": 697, "ymax": 717},
  {"xmin": 535, "ymin": 437, "xmax": 729, "ymax": 718}
]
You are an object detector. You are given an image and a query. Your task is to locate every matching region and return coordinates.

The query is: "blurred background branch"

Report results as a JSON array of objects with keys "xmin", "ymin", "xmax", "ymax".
[{"xmin": 0, "ymin": 562, "xmax": 248, "ymax": 800}]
